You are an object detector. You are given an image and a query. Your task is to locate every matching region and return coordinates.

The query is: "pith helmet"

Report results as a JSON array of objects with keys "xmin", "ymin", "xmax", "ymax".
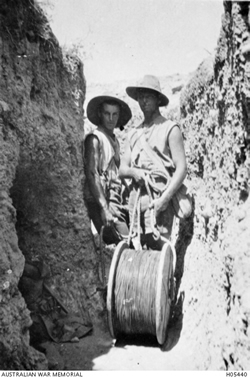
[{"xmin": 126, "ymin": 75, "xmax": 169, "ymax": 106}]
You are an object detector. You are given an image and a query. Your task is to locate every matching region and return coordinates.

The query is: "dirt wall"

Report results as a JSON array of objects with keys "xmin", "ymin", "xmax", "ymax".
[
  {"xmin": 0, "ymin": 0, "xmax": 103, "ymax": 369},
  {"xmin": 178, "ymin": 0, "xmax": 250, "ymax": 370}
]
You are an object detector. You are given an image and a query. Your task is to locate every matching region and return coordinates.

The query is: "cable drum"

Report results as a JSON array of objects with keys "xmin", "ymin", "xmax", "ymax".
[{"xmin": 107, "ymin": 240, "xmax": 175, "ymax": 345}]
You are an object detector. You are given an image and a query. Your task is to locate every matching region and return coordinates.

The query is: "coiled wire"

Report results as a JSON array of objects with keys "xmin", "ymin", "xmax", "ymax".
[{"xmin": 114, "ymin": 248, "xmax": 161, "ymax": 336}]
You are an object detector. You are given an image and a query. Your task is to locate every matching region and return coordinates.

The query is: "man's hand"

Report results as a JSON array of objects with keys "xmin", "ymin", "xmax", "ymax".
[
  {"xmin": 132, "ymin": 168, "xmax": 145, "ymax": 186},
  {"xmin": 100, "ymin": 207, "xmax": 115, "ymax": 228},
  {"xmin": 149, "ymin": 197, "xmax": 169, "ymax": 218}
]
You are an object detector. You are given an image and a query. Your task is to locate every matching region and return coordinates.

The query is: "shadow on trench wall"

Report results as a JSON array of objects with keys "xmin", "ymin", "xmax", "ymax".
[
  {"xmin": 175, "ymin": 201, "xmax": 195, "ymax": 293},
  {"xmin": 162, "ymin": 200, "xmax": 195, "ymax": 352}
]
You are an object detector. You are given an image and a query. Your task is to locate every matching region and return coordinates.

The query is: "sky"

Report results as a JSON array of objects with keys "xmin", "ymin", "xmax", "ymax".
[{"xmin": 46, "ymin": 0, "xmax": 224, "ymax": 85}]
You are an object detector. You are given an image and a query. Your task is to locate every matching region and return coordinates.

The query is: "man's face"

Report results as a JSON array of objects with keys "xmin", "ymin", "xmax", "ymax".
[
  {"xmin": 137, "ymin": 90, "xmax": 159, "ymax": 114},
  {"xmin": 99, "ymin": 103, "xmax": 120, "ymax": 132}
]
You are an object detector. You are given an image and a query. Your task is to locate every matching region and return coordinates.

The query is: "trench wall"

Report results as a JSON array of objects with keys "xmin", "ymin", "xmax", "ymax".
[
  {"xmin": 179, "ymin": 0, "xmax": 250, "ymax": 370},
  {"xmin": 0, "ymin": 0, "xmax": 103, "ymax": 369}
]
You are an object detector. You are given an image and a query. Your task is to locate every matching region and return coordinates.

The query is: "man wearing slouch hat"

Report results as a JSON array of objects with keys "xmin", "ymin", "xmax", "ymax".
[{"xmin": 84, "ymin": 94, "xmax": 132, "ymax": 244}]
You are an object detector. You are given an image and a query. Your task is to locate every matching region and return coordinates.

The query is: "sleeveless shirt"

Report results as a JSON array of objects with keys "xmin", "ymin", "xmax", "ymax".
[
  {"xmin": 128, "ymin": 115, "xmax": 178, "ymax": 171},
  {"xmin": 84, "ymin": 128, "xmax": 121, "ymax": 202}
]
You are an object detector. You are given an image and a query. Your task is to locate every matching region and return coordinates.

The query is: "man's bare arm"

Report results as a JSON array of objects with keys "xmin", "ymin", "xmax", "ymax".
[
  {"xmin": 85, "ymin": 135, "xmax": 114, "ymax": 226},
  {"xmin": 150, "ymin": 126, "xmax": 187, "ymax": 214}
]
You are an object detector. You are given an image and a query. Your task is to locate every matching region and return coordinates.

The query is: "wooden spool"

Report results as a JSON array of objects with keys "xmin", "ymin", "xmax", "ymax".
[{"xmin": 107, "ymin": 240, "xmax": 175, "ymax": 345}]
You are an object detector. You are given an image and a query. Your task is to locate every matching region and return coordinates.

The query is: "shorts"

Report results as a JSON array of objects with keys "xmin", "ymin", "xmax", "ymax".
[{"xmin": 85, "ymin": 187, "xmax": 129, "ymax": 245}]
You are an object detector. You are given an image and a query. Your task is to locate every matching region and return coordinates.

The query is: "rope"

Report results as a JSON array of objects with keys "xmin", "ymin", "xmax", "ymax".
[
  {"xmin": 144, "ymin": 174, "xmax": 160, "ymax": 241},
  {"xmin": 145, "ymin": 168, "xmax": 170, "ymax": 195},
  {"xmin": 99, "ymin": 226, "xmax": 106, "ymax": 286},
  {"xmin": 128, "ymin": 168, "xmax": 171, "ymax": 244},
  {"xmin": 127, "ymin": 187, "xmax": 141, "ymax": 247}
]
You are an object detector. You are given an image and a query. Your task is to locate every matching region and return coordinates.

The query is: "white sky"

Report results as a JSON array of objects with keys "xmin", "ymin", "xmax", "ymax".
[{"xmin": 47, "ymin": 0, "xmax": 224, "ymax": 84}]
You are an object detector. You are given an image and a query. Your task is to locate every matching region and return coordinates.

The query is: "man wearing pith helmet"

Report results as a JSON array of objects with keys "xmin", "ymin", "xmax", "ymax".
[
  {"xmin": 119, "ymin": 75, "xmax": 187, "ymax": 250},
  {"xmin": 84, "ymin": 94, "xmax": 132, "ymax": 244}
]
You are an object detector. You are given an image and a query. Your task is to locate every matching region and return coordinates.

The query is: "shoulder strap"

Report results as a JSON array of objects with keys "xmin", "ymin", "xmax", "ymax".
[{"xmin": 138, "ymin": 131, "xmax": 175, "ymax": 171}]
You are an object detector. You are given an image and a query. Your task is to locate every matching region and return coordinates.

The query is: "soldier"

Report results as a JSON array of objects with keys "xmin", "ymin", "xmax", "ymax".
[
  {"xmin": 84, "ymin": 94, "xmax": 132, "ymax": 244},
  {"xmin": 119, "ymin": 75, "xmax": 188, "ymax": 249}
]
